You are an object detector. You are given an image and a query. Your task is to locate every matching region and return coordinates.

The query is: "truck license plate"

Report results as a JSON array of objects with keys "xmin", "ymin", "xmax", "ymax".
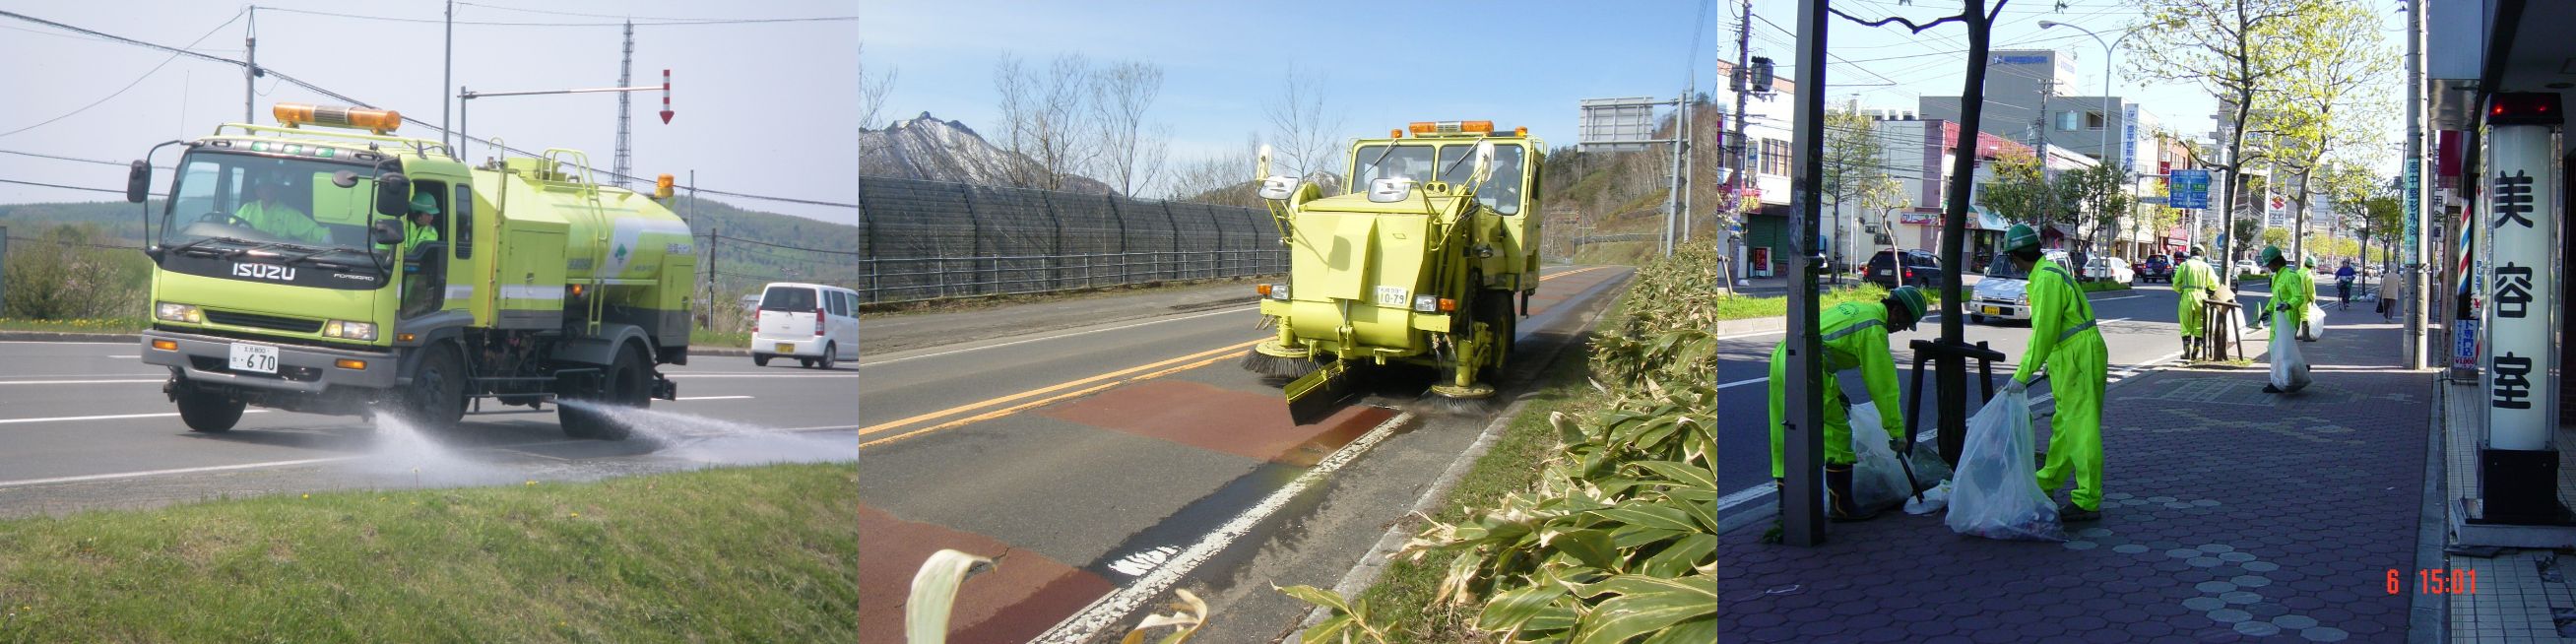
[
  {"xmin": 228, "ymin": 343, "xmax": 279, "ymax": 374},
  {"xmin": 1374, "ymin": 286, "xmax": 1410, "ymax": 308}
]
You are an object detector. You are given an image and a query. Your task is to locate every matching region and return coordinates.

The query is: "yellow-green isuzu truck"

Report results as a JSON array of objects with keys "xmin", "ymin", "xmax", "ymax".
[
  {"xmin": 1243, "ymin": 120, "xmax": 1542, "ymax": 422},
  {"xmin": 126, "ymin": 103, "xmax": 694, "ymax": 439}
]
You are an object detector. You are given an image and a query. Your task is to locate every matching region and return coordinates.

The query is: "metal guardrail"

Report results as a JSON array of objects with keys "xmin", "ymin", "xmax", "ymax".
[{"xmin": 859, "ymin": 249, "xmax": 1287, "ymax": 304}]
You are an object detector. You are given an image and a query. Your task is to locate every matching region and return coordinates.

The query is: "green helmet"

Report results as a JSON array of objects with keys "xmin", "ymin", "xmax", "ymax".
[
  {"xmin": 2189, "ymin": 245, "xmax": 2206, "ymax": 257},
  {"xmin": 2003, "ymin": 224, "xmax": 2041, "ymax": 254},
  {"xmin": 409, "ymin": 192, "xmax": 439, "ymax": 216},
  {"xmin": 1886, "ymin": 286, "xmax": 1929, "ymax": 322},
  {"xmin": 2259, "ymin": 245, "xmax": 2285, "ymax": 267}
]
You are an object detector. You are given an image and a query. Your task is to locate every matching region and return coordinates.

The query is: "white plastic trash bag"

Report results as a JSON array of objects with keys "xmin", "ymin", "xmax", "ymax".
[
  {"xmin": 1905, "ymin": 479, "xmax": 1953, "ymax": 515},
  {"xmin": 1846, "ymin": 401, "xmax": 1912, "ymax": 511},
  {"xmin": 2271, "ymin": 322, "xmax": 2312, "ymax": 392},
  {"xmin": 2299, "ymin": 303, "xmax": 2326, "ymax": 341},
  {"xmin": 1944, "ymin": 390, "xmax": 2066, "ymax": 542}
]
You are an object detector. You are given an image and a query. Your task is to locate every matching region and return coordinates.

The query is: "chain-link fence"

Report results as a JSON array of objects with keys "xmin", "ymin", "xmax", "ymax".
[{"xmin": 857, "ymin": 176, "xmax": 1284, "ymax": 304}]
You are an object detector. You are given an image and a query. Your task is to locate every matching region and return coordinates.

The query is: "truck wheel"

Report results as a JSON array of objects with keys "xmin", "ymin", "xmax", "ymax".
[
  {"xmin": 174, "ymin": 386, "xmax": 244, "ymax": 433},
  {"xmin": 560, "ymin": 346, "xmax": 647, "ymax": 440},
  {"xmin": 817, "ymin": 344, "xmax": 837, "ymax": 370},
  {"xmin": 753, "ymin": 354, "xmax": 772, "ymax": 367},
  {"xmin": 408, "ymin": 347, "xmax": 470, "ymax": 430}
]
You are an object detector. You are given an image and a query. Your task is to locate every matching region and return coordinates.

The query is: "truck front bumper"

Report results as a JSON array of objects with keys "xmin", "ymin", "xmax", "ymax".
[{"xmin": 141, "ymin": 329, "xmax": 401, "ymax": 395}]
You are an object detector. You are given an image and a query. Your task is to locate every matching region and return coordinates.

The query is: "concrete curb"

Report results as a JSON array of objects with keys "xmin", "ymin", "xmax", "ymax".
[
  {"xmin": 1286, "ymin": 279, "xmax": 1629, "ymax": 637},
  {"xmin": 2411, "ymin": 374, "xmax": 2449, "ymax": 644},
  {"xmin": 0, "ymin": 332, "xmax": 753, "ymax": 360},
  {"xmin": 1716, "ymin": 316, "xmax": 1785, "ymax": 337}
]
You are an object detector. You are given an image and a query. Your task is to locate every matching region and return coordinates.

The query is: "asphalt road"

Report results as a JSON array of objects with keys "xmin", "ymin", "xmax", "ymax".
[
  {"xmin": 1713, "ymin": 278, "xmax": 2374, "ymax": 526},
  {"xmin": 0, "ymin": 341, "xmax": 861, "ymax": 517},
  {"xmin": 855, "ymin": 265, "xmax": 1634, "ymax": 644}
]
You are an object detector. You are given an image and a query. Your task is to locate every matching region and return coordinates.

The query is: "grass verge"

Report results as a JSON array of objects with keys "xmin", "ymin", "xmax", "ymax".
[
  {"xmin": 858, "ymin": 275, "xmax": 1271, "ymax": 316},
  {"xmin": 1344, "ymin": 293, "xmax": 1631, "ymax": 643},
  {"xmin": 0, "ymin": 317, "xmax": 147, "ymax": 335},
  {"xmin": 2080, "ymin": 281, "xmax": 2133, "ymax": 293},
  {"xmin": 689, "ymin": 326, "xmax": 752, "ymax": 349},
  {"xmin": 1715, "ymin": 283, "xmax": 1946, "ymax": 321},
  {"xmin": 0, "ymin": 463, "xmax": 858, "ymax": 642}
]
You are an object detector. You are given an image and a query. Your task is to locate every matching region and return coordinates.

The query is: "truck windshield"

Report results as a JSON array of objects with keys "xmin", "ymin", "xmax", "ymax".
[
  {"xmin": 1351, "ymin": 143, "xmax": 1530, "ymax": 215},
  {"xmin": 161, "ymin": 151, "xmax": 380, "ymax": 253}
]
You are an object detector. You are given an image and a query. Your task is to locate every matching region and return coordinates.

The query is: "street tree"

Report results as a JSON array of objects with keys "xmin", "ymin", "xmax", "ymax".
[
  {"xmin": 2062, "ymin": 161, "xmax": 2136, "ymax": 259},
  {"xmin": 857, "ymin": 43, "xmax": 898, "ymax": 175},
  {"xmin": 2247, "ymin": 0, "xmax": 2395, "ymax": 262},
  {"xmin": 1822, "ymin": 108, "xmax": 1890, "ymax": 265},
  {"xmin": 1977, "ymin": 149, "xmax": 2074, "ymax": 229},
  {"xmin": 1090, "ymin": 61, "xmax": 1171, "ymax": 196},
  {"xmin": 2129, "ymin": 0, "xmax": 2321, "ymax": 278},
  {"xmin": 1263, "ymin": 67, "xmax": 1347, "ymax": 185},
  {"xmin": 993, "ymin": 52, "xmax": 1099, "ymax": 191}
]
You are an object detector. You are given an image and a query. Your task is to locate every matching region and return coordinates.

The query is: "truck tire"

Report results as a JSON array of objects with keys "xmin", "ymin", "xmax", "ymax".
[
  {"xmin": 1481, "ymin": 290, "xmax": 1516, "ymax": 362},
  {"xmin": 174, "ymin": 386, "xmax": 243, "ymax": 433},
  {"xmin": 408, "ymin": 347, "xmax": 469, "ymax": 430},
  {"xmin": 559, "ymin": 345, "xmax": 648, "ymax": 440}
]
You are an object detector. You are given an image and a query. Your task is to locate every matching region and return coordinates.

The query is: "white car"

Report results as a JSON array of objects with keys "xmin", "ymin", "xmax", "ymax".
[
  {"xmin": 750, "ymin": 283, "xmax": 860, "ymax": 369},
  {"xmin": 1968, "ymin": 250, "xmax": 2068, "ymax": 324},
  {"xmin": 2083, "ymin": 256, "xmax": 2135, "ymax": 285}
]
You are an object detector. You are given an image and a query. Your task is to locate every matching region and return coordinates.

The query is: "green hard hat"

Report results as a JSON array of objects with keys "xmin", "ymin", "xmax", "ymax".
[
  {"xmin": 2189, "ymin": 245, "xmax": 2206, "ymax": 257},
  {"xmin": 1886, "ymin": 286, "xmax": 1929, "ymax": 322},
  {"xmin": 2260, "ymin": 245, "xmax": 2285, "ymax": 267},
  {"xmin": 409, "ymin": 192, "xmax": 439, "ymax": 216},
  {"xmin": 2003, "ymin": 225, "xmax": 2041, "ymax": 254}
]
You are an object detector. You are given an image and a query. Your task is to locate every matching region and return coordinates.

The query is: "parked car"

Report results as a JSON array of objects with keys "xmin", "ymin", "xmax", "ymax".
[
  {"xmin": 1969, "ymin": 249, "xmax": 2068, "ymax": 324},
  {"xmin": 2137, "ymin": 255, "xmax": 2171, "ymax": 284},
  {"xmin": 2232, "ymin": 260, "xmax": 2259, "ymax": 276},
  {"xmin": 1865, "ymin": 249, "xmax": 1944, "ymax": 289},
  {"xmin": 750, "ymin": 282, "xmax": 861, "ymax": 369},
  {"xmin": 2083, "ymin": 256, "xmax": 2136, "ymax": 285}
]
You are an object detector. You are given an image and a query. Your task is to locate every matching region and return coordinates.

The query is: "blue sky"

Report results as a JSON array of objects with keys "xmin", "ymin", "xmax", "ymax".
[
  {"xmin": 858, "ymin": 0, "xmax": 2407, "ymax": 192},
  {"xmin": 0, "ymin": 0, "xmax": 858, "ymax": 223}
]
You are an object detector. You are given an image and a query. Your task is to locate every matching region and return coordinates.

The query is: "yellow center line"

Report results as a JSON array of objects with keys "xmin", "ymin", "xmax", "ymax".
[{"xmin": 857, "ymin": 265, "xmax": 1617, "ymax": 442}]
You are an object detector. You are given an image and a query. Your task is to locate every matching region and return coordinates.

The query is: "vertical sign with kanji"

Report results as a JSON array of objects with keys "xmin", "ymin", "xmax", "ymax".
[{"xmin": 2481, "ymin": 120, "xmax": 2560, "ymax": 449}]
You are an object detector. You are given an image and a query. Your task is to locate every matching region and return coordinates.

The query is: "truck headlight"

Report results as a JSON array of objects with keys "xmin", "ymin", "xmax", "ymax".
[
  {"xmin": 1270, "ymin": 284, "xmax": 1289, "ymax": 300},
  {"xmin": 1414, "ymin": 294, "xmax": 1438, "ymax": 312},
  {"xmin": 321, "ymin": 320, "xmax": 377, "ymax": 341},
  {"xmin": 156, "ymin": 301, "xmax": 203, "ymax": 323}
]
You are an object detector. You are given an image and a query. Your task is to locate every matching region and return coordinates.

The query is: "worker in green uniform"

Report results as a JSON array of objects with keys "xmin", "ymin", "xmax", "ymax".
[
  {"xmin": 2172, "ymin": 246, "xmax": 2220, "ymax": 360},
  {"xmin": 233, "ymin": 177, "xmax": 330, "ymax": 244},
  {"xmin": 2262, "ymin": 246, "xmax": 2312, "ymax": 393},
  {"xmin": 1768, "ymin": 286, "xmax": 1928, "ymax": 521},
  {"xmin": 395, "ymin": 192, "xmax": 443, "ymax": 316},
  {"xmin": 1999, "ymin": 225, "xmax": 2109, "ymax": 522}
]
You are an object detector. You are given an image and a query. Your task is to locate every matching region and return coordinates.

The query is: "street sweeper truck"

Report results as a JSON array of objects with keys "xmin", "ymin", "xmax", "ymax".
[
  {"xmin": 126, "ymin": 103, "xmax": 694, "ymax": 439},
  {"xmin": 1241, "ymin": 120, "xmax": 1543, "ymax": 422}
]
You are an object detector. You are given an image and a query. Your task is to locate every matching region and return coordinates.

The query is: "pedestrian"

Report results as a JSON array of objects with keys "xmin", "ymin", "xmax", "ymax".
[
  {"xmin": 2335, "ymin": 261, "xmax": 2358, "ymax": 310},
  {"xmin": 2261, "ymin": 246, "xmax": 2313, "ymax": 393},
  {"xmin": 1999, "ymin": 225, "xmax": 2108, "ymax": 522},
  {"xmin": 2172, "ymin": 246, "xmax": 2220, "ymax": 360},
  {"xmin": 1769, "ymin": 286, "xmax": 1929, "ymax": 522}
]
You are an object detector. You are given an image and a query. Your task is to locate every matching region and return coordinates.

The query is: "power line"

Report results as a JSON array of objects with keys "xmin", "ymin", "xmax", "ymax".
[
  {"xmin": 0, "ymin": 8, "xmax": 243, "ymax": 138},
  {"xmin": 0, "ymin": 177, "xmax": 165, "ymax": 198},
  {"xmin": 709, "ymin": 232, "xmax": 858, "ymax": 257},
  {"xmin": 256, "ymin": 6, "xmax": 855, "ymax": 28},
  {"xmin": 452, "ymin": 2, "xmax": 778, "ymax": 22}
]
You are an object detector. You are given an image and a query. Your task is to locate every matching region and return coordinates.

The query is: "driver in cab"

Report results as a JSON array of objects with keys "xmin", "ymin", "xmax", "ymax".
[{"xmin": 232, "ymin": 177, "xmax": 329, "ymax": 245}]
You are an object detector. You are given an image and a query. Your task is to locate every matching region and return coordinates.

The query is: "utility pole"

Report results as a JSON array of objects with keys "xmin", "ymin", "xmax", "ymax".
[
  {"xmin": 242, "ymin": 7, "xmax": 255, "ymax": 123},
  {"xmin": 614, "ymin": 21, "xmax": 635, "ymax": 188},
  {"xmin": 1665, "ymin": 91, "xmax": 1687, "ymax": 256},
  {"xmin": 2402, "ymin": 0, "xmax": 2428, "ymax": 368},
  {"xmin": 444, "ymin": 1, "xmax": 454, "ymax": 154},
  {"xmin": 1727, "ymin": 0, "xmax": 1755, "ymax": 266},
  {"xmin": 1781, "ymin": 0, "xmax": 1830, "ymax": 548}
]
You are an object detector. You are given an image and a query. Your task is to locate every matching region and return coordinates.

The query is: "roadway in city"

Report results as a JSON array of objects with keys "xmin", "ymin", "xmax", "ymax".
[
  {"xmin": 855, "ymin": 264, "xmax": 1633, "ymax": 644},
  {"xmin": 1716, "ymin": 276, "xmax": 2364, "ymax": 529},
  {"xmin": 0, "ymin": 342, "xmax": 861, "ymax": 517}
]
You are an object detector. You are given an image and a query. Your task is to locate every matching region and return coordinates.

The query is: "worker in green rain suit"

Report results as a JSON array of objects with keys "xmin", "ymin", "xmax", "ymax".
[
  {"xmin": 2171, "ymin": 246, "xmax": 2220, "ymax": 360},
  {"xmin": 1999, "ymin": 225, "xmax": 2110, "ymax": 522},
  {"xmin": 1769, "ymin": 286, "xmax": 1929, "ymax": 521},
  {"xmin": 2262, "ymin": 246, "xmax": 2313, "ymax": 392}
]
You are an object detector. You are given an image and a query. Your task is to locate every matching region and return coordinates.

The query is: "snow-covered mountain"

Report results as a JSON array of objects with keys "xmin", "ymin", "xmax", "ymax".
[{"xmin": 858, "ymin": 112, "xmax": 1116, "ymax": 195}]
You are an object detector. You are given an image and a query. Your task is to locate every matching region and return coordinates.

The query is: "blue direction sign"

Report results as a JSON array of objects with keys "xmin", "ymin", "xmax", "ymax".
[{"xmin": 2168, "ymin": 169, "xmax": 2212, "ymax": 209}]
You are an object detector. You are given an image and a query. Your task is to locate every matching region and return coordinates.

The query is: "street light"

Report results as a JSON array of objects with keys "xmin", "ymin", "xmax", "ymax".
[
  {"xmin": 458, "ymin": 69, "xmax": 674, "ymax": 166},
  {"xmin": 2037, "ymin": 21, "xmax": 2140, "ymax": 169}
]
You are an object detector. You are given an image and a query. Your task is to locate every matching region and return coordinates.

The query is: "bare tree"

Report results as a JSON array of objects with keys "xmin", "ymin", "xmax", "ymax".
[
  {"xmin": 1166, "ymin": 133, "xmax": 1263, "ymax": 207},
  {"xmin": 994, "ymin": 52, "xmax": 1098, "ymax": 190},
  {"xmin": 1090, "ymin": 61, "xmax": 1169, "ymax": 197},
  {"xmin": 1263, "ymin": 67, "xmax": 1346, "ymax": 184},
  {"xmin": 857, "ymin": 43, "xmax": 899, "ymax": 175}
]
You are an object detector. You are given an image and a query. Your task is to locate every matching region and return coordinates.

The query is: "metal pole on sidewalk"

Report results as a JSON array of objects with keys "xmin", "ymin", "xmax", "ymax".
[
  {"xmin": 2403, "ymin": 0, "xmax": 2428, "ymax": 369},
  {"xmin": 1780, "ymin": 0, "xmax": 1831, "ymax": 547}
]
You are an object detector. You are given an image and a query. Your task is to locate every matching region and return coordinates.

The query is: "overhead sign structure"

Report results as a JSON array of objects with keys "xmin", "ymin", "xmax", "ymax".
[
  {"xmin": 2167, "ymin": 169, "xmax": 2211, "ymax": 209},
  {"xmin": 1577, "ymin": 97, "xmax": 1666, "ymax": 153}
]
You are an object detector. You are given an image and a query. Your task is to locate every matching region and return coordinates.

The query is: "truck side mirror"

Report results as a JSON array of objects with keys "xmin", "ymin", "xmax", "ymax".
[
  {"xmin": 371, "ymin": 219, "xmax": 405, "ymax": 246},
  {"xmin": 125, "ymin": 161, "xmax": 151, "ymax": 204},
  {"xmin": 373, "ymin": 172, "xmax": 411, "ymax": 217}
]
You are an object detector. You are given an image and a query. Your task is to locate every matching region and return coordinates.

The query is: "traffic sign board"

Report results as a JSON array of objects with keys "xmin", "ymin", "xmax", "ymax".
[{"xmin": 2167, "ymin": 169, "xmax": 2212, "ymax": 209}]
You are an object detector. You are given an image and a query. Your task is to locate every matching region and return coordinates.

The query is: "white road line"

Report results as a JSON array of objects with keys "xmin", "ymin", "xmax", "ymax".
[
  {"xmin": 0, "ymin": 410, "xmax": 272, "ymax": 425},
  {"xmin": 673, "ymin": 395, "xmax": 753, "ymax": 401},
  {"xmin": 663, "ymin": 373, "xmax": 857, "ymax": 379},
  {"xmin": 0, "ymin": 456, "xmax": 353, "ymax": 488},
  {"xmin": 858, "ymin": 305, "xmax": 1260, "ymax": 368},
  {"xmin": 1717, "ymin": 330, "xmax": 1786, "ymax": 341},
  {"xmin": 1036, "ymin": 412, "xmax": 1416, "ymax": 643},
  {"xmin": 107, "ymin": 354, "xmax": 139, "ymax": 358},
  {"xmin": 0, "ymin": 341, "xmax": 131, "ymax": 346},
  {"xmin": 2091, "ymin": 294, "xmax": 2145, "ymax": 302},
  {"xmin": 1718, "ymin": 483, "xmax": 1776, "ymax": 512},
  {"xmin": 0, "ymin": 379, "xmax": 163, "ymax": 385},
  {"xmin": 1719, "ymin": 377, "xmax": 1768, "ymax": 390}
]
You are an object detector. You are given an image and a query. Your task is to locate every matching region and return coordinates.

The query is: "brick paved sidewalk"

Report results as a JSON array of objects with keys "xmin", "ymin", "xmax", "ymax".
[{"xmin": 1720, "ymin": 306, "xmax": 2431, "ymax": 642}]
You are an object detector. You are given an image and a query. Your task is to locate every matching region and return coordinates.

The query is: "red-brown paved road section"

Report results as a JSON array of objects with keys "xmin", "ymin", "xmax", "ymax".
[{"xmin": 859, "ymin": 266, "xmax": 1627, "ymax": 643}]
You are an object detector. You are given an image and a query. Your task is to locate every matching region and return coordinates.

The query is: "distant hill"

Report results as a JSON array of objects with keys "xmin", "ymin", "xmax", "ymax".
[
  {"xmin": 859, "ymin": 111, "xmax": 1118, "ymax": 195},
  {"xmin": 0, "ymin": 197, "xmax": 858, "ymax": 291}
]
